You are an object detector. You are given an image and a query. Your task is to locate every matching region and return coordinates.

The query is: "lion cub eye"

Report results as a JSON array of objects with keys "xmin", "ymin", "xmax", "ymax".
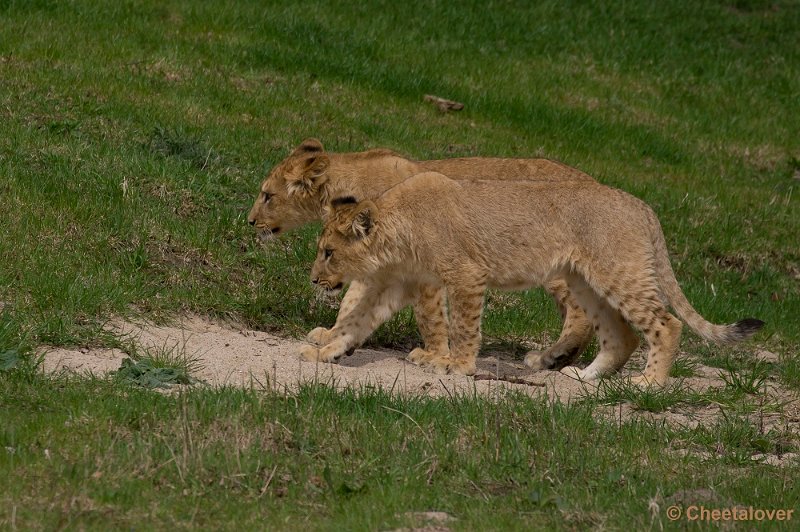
[
  {"xmin": 262, "ymin": 192, "xmax": 272, "ymax": 203},
  {"xmin": 324, "ymin": 248, "xmax": 333, "ymax": 259}
]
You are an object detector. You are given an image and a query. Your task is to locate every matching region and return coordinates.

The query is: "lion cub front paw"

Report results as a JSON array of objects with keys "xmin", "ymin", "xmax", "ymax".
[
  {"xmin": 449, "ymin": 357, "xmax": 476, "ymax": 376},
  {"xmin": 299, "ymin": 344, "xmax": 338, "ymax": 364},
  {"xmin": 306, "ymin": 327, "xmax": 332, "ymax": 346},
  {"xmin": 423, "ymin": 355, "xmax": 476, "ymax": 376},
  {"xmin": 407, "ymin": 348, "xmax": 439, "ymax": 365}
]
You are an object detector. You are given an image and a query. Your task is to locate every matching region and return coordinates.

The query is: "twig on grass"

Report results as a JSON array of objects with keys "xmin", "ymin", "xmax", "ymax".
[{"xmin": 473, "ymin": 373, "xmax": 546, "ymax": 387}]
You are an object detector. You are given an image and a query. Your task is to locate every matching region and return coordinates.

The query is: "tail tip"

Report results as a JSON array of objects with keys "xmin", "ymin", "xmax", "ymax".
[{"xmin": 735, "ymin": 318, "xmax": 765, "ymax": 337}]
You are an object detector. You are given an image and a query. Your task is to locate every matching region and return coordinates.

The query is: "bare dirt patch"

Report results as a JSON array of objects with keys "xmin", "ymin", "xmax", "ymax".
[
  {"xmin": 40, "ymin": 315, "xmax": 594, "ymax": 401},
  {"xmin": 39, "ymin": 315, "xmax": 799, "ymax": 444}
]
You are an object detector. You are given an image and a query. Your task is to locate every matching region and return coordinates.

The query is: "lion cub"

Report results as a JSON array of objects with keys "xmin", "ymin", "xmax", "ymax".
[{"xmin": 304, "ymin": 171, "xmax": 763, "ymax": 386}]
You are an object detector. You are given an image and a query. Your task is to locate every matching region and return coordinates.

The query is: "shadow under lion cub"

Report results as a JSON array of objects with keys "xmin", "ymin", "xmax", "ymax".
[{"xmin": 250, "ymin": 139, "xmax": 763, "ymax": 387}]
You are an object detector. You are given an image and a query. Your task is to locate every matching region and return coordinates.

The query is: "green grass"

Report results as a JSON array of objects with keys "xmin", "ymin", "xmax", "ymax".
[
  {"xmin": 1, "ymin": 373, "xmax": 798, "ymax": 530},
  {"xmin": 1, "ymin": 0, "xmax": 797, "ymax": 350},
  {"xmin": 593, "ymin": 378, "xmax": 704, "ymax": 413},
  {"xmin": 719, "ymin": 360, "xmax": 772, "ymax": 396},
  {"xmin": 1, "ymin": 0, "xmax": 799, "ymax": 528}
]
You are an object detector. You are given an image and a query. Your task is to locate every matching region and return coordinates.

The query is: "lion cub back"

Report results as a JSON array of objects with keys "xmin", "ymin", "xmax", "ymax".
[{"xmin": 379, "ymin": 171, "xmax": 655, "ymax": 285}]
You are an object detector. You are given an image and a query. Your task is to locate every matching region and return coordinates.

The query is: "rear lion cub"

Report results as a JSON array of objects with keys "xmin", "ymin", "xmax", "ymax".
[{"xmin": 304, "ymin": 171, "xmax": 763, "ymax": 386}]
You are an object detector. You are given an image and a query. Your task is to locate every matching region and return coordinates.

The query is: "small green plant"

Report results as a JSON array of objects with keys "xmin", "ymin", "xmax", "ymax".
[
  {"xmin": 720, "ymin": 361, "xmax": 771, "ymax": 396},
  {"xmin": 114, "ymin": 357, "xmax": 196, "ymax": 388},
  {"xmin": 591, "ymin": 377, "xmax": 699, "ymax": 413},
  {"xmin": 669, "ymin": 358, "xmax": 699, "ymax": 378},
  {"xmin": 778, "ymin": 354, "xmax": 800, "ymax": 390},
  {"xmin": 145, "ymin": 126, "xmax": 219, "ymax": 170},
  {"xmin": 0, "ymin": 349, "xmax": 20, "ymax": 371},
  {"xmin": 114, "ymin": 340, "xmax": 203, "ymax": 388},
  {"xmin": 688, "ymin": 412, "xmax": 794, "ymax": 465}
]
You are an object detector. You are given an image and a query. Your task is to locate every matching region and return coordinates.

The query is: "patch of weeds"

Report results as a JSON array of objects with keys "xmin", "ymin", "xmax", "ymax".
[
  {"xmin": 777, "ymin": 355, "xmax": 800, "ymax": 390},
  {"xmin": 322, "ymin": 465, "xmax": 366, "ymax": 497},
  {"xmin": 670, "ymin": 357, "xmax": 699, "ymax": 378},
  {"xmin": 0, "ymin": 314, "xmax": 36, "ymax": 378},
  {"xmin": 114, "ymin": 340, "xmax": 204, "ymax": 388},
  {"xmin": 145, "ymin": 126, "xmax": 219, "ymax": 170},
  {"xmin": 699, "ymin": 384, "xmax": 786, "ymax": 416},
  {"xmin": 0, "ymin": 349, "xmax": 20, "ymax": 371},
  {"xmin": 591, "ymin": 377, "xmax": 700, "ymax": 413},
  {"xmin": 115, "ymin": 357, "xmax": 195, "ymax": 388},
  {"xmin": 689, "ymin": 413, "xmax": 795, "ymax": 464},
  {"xmin": 720, "ymin": 360, "xmax": 771, "ymax": 396}
]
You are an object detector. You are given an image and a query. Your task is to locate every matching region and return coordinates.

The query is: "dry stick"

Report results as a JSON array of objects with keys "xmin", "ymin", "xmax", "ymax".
[
  {"xmin": 389, "ymin": 369, "xmax": 401, "ymax": 397},
  {"xmin": 423, "ymin": 94, "xmax": 465, "ymax": 112},
  {"xmin": 258, "ymin": 465, "xmax": 279, "ymax": 499},
  {"xmin": 473, "ymin": 374, "xmax": 546, "ymax": 387},
  {"xmin": 438, "ymin": 379, "xmax": 455, "ymax": 401}
]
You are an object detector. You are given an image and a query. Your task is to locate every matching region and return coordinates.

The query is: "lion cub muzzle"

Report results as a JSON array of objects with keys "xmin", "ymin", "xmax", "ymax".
[
  {"xmin": 312, "ymin": 277, "xmax": 343, "ymax": 293},
  {"xmin": 254, "ymin": 225, "xmax": 282, "ymax": 242}
]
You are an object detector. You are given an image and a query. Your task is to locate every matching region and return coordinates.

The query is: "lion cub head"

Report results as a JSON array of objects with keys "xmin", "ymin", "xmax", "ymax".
[
  {"xmin": 311, "ymin": 197, "xmax": 380, "ymax": 294},
  {"xmin": 247, "ymin": 138, "xmax": 331, "ymax": 241}
]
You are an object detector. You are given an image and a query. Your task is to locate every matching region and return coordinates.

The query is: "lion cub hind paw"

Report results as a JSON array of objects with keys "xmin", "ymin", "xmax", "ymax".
[
  {"xmin": 629, "ymin": 374, "xmax": 668, "ymax": 388},
  {"xmin": 524, "ymin": 350, "xmax": 551, "ymax": 370},
  {"xmin": 306, "ymin": 327, "xmax": 332, "ymax": 346},
  {"xmin": 559, "ymin": 366, "xmax": 599, "ymax": 382},
  {"xmin": 299, "ymin": 344, "xmax": 338, "ymax": 364}
]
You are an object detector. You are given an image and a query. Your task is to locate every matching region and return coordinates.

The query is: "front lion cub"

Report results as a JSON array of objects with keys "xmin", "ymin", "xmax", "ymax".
[{"xmin": 305, "ymin": 171, "xmax": 763, "ymax": 386}]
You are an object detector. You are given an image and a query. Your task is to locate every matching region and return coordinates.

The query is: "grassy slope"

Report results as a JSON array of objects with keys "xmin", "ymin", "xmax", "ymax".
[
  {"xmin": 1, "ymin": 1, "xmax": 799, "ymax": 529},
  {"xmin": 0, "ymin": 0, "xmax": 797, "ymax": 348}
]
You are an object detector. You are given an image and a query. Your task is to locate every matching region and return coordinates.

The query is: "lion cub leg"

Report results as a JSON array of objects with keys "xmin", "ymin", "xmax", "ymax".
[
  {"xmin": 626, "ymin": 310, "xmax": 682, "ymax": 388},
  {"xmin": 525, "ymin": 277, "xmax": 594, "ymax": 370},
  {"xmin": 422, "ymin": 283, "xmax": 485, "ymax": 376},
  {"xmin": 586, "ymin": 275, "xmax": 682, "ymax": 387},
  {"xmin": 559, "ymin": 273, "xmax": 639, "ymax": 381},
  {"xmin": 306, "ymin": 280, "xmax": 369, "ymax": 345},
  {"xmin": 300, "ymin": 282, "xmax": 412, "ymax": 363},
  {"xmin": 593, "ymin": 276, "xmax": 683, "ymax": 387},
  {"xmin": 407, "ymin": 283, "xmax": 451, "ymax": 367}
]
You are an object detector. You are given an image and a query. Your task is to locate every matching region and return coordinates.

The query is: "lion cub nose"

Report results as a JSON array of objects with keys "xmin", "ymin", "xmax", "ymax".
[
  {"xmin": 248, "ymin": 219, "xmax": 256, "ymax": 226},
  {"xmin": 311, "ymin": 278, "xmax": 319, "ymax": 285}
]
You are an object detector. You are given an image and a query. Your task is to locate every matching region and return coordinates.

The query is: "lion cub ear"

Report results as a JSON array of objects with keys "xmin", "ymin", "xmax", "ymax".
[
  {"xmin": 350, "ymin": 200, "xmax": 377, "ymax": 239},
  {"xmin": 291, "ymin": 138, "xmax": 324, "ymax": 156},
  {"xmin": 285, "ymin": 154, "xmax": 330, "ymax": 196}
]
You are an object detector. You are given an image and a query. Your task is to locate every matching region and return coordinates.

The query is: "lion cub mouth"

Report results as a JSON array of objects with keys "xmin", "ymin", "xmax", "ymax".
[
  {"xmin": 314, "ymin": 283, "xmax": 344, "ymax": 305},
  {"xmin": 319, "ymin": 282, "xmax": 343, "ymax": 294},
  {"xmin": 257, "ymin": 226, "xmax": 281, "ymax": 242}
]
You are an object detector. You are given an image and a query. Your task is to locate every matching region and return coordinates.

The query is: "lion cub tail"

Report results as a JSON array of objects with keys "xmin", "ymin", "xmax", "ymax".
[{"xmin": 647, "ymin": 210, "xmax": 765, "ymax": 344}]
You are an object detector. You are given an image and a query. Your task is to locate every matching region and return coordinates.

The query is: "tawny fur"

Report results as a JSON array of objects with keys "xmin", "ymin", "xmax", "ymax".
[
  {"xmin": 247, "ymin": 138, "xmax": 597, "ymax": 369},
  {"xmin": 309, "ymin": 172, "xmax": 763, "ymax": 386}
]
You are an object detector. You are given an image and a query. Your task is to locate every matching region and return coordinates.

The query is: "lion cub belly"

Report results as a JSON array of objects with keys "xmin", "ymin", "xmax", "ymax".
[
  {"xmin": 481, "ymin": 250, "xmax": 557, "ymax": 291},
  {"xmin": 488, "ymin": 274, "xmax": 541, "ymax": 292}
]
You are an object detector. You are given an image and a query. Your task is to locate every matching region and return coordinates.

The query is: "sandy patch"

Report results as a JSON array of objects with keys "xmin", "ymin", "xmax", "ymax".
[
  {"xmin": 40, "ymin": 316, "xmax": 596, "ymax": 401},
  {"xmin": 39, "ymin": 316, "xmax": 799, "ymax": 438}
]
